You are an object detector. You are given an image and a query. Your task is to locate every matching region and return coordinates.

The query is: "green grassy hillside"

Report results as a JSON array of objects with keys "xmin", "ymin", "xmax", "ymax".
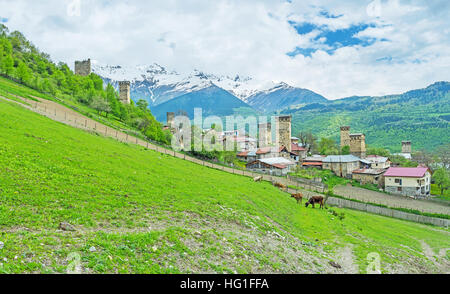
[
  {"xmin": 283, "ymin": 82, "xmax": 450, "ymax": 152},
  {"xmin": 0, "ymin": 98, "xmax": 449, "ymax": 274}
]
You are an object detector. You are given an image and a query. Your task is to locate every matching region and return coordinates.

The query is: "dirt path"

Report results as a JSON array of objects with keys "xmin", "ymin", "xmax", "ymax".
[{"xmin": 2, "ymin": 95, "xmax": 449, "ymax": 225}]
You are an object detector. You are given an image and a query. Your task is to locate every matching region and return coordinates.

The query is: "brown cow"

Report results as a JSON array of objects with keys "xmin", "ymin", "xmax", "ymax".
[
  {"xmin": 291, "ymin": 193, "xmax": 303, "ymax": 204},
  {"xmin": 274, "ymin": 182, "xmax": 287, "ymax": 190},
  {"xmin": 305, "ymin": 196, "xmax": 324, "ymax": 209}
]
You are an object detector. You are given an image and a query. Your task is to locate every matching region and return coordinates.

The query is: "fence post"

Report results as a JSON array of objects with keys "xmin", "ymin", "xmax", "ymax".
[
  {"xmin": 85, "ymin": 120, "xmax": 87, "ymax": 128},
  {"xmin": 105, "ymin": 127, "xmax": 107, "ymax": 136}
]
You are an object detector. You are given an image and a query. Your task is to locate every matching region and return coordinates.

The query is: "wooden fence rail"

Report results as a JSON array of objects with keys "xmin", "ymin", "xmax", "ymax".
[{"xmin": 3, "ymin": 95, "xmax": 447, "ymax": 227}]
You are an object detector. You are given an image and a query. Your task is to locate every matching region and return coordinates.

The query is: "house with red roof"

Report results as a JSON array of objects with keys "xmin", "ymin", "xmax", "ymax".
[
  {"xmin": 384, "ymin": 167, "xmax": 432, "ymax": 198},
  {"xmin": 290, "ymin": 143, "xmax": 308, "ymax": 160}
]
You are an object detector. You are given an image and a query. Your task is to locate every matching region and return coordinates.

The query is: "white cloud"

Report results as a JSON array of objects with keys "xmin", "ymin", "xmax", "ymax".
[{"xmin": 0, "ymin": 0, "xmax": 448, "ymax": 99}]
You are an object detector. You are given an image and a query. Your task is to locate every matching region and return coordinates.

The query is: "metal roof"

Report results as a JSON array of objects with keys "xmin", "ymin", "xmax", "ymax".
[
  {"xmin": 323, "ymin": 155, "xmax": 361, "ymax": 163},
  {"xmin": 260, "ymin": 157, "xmax": 296, "ymax": 165},
  {"xmin": 384, "ymin": 167, "xmax": 430, "ymax": 178}
]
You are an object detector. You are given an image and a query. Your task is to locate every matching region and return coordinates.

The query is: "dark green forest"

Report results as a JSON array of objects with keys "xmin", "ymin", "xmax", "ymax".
[{"xmin": 283, "ymin": 82, "xmax": 450, "ymax": 152}]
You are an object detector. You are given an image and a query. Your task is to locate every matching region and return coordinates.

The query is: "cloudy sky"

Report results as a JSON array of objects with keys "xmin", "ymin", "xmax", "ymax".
[{"xmin": 0, "ymin": 0, "xmax": 449, "ymax": 99}]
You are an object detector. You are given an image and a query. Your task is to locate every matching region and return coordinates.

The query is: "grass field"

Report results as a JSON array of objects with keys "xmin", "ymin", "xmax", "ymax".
[
  {"xmin": 0, "ymin": 98, "xmax": 449, "ymax": 274},
  {"xmin": 431, "ymin": 184, "xmax": 450, "ymax": 202}
]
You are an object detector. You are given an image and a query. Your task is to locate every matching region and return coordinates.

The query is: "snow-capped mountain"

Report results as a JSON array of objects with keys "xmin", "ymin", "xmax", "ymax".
[
  {"xmin": 246, "ymin": 82, "xmax": 328, "ymax": 113},
  {"xmin": 92, "ymin": 62, "xmax": 329, "ymax": 119},
  {"xmin": 92, "ymin": 63, "xmax": 260, "ymax": 106}
]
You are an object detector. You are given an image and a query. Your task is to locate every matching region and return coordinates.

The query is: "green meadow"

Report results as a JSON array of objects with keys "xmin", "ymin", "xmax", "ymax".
[{"xmin": 0, "ymin": 98, "xmax": 449, "ymax": 274}]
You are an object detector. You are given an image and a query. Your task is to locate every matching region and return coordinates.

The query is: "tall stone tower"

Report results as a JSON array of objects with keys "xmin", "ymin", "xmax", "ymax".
[
  {"xmin": 275, "ymin": 116, "xmax": 292, "ymax": 152},
  {"xmin": 119, "ymin": 81, "xmax": 131, "ymax": 104},
  {"xmin": 74, "ymin": 59, "xmax": 91, "ymax": 76},
  {"xmin": 350, "ymin": 133, "xmax": 366, "ymax": 158},
  {"xmin": 340, "ymin": 126, "xmax": 351, "ymax": 149},
  {"xmin": 258, "ymin": 122, "xmax": 272, "ymax": 148},
  {"xmin": 402, "ymin": 141, "xmax": 412, "ymax": 154},
  {"xmin": 167, "ymin": 112, "xmax": 175, "ymax": 129}
]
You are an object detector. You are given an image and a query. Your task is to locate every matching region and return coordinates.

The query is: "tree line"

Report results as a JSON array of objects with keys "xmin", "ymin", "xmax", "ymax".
[{"xmin": 0, "ymin": 24, "xmax": 171, "ymax": 145}]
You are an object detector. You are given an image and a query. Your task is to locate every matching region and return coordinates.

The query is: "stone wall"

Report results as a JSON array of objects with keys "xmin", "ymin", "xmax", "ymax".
[
  {"xmin": 385, "ymin": 185, "xmax": 423, "ymax": 198},
  {"xmin": 167, "ymin": 112, "xmax": 175, "ymax": 128},
  {"xmin": 340, "ymin": 126, "xmax": 350, "ymax": 149},
  {"xmin": 258, "ymin": 122, "xmax": 272, "ymax": 148},
  {"xmin": 402, "ymin": 141, "xmax": 412, "ymax": 154},
  {"xmin": 74, "ymin": 59, "xmax": 91, "ymax": 76},
  {"xmin": 275, "ymin": 116, "xmax": 291, "ymax": 152},
  {"xmin": 119, "ymin": 81, "xmax": 131, "ymax": 104},
  {"xmin": 350, "ymin": 134, "xmax": 366, "ymax": 158}
]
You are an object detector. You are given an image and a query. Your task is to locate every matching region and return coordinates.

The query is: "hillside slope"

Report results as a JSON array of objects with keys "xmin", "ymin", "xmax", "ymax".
[
  {"xmin": 246, "ymin": 83, "xmax": 328, "ymax": 113},
  {"xmin": 0, "ymin": 98, "xmax": 449, "ymax": 274},
  {"xmin": 284, "ymin": 82, "xmax": 450, "ymax": 152},
  {"xmin": 151, "ymin": 84, "xmax": 253, "ymax": 121}
]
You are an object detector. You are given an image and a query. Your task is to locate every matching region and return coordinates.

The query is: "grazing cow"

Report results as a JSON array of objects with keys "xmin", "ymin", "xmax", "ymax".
[
  {"xmin": 253, "ymin": 176, "xmax": 263, "ymax": 182},
  {"xmin": 305, "ymin": 196, "xmax": 324, "ymax": 209},
  {"xmin": 291, "ymin": 193, "xmax": 303, "ymax": 204},
  {"xmin": 274, "ymin": 182, "xmax": 287, "ymax": 190}
]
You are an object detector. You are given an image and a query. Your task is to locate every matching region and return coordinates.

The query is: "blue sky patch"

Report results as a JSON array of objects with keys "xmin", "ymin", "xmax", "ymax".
[
  {"xmin": 319, "ymin": 10, "xmax": 343, "ymax": 19},
  {"xmin": 288, "ymin": 20, "xmax": 381, "ymax": 57},
  {"xmin": 0, "ymin": 17, "xmax": 8, "ymax": 23},
  {"xmin": 315, "ymin": 23, "xmax": 377, "ymax": 47},
  {"xmin": 287, "ymin": 47, "xmax": 318, "ymax": 58},
  {"xmin": 288, "ymin": 20, "xmax": 319, "ymax": 35}
]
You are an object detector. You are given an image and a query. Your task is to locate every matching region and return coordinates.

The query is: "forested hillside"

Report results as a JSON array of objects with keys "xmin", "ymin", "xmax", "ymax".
[
  {"xmin": 0, "ymin": 24, "xmax": 170, "ymax": 145},
  {"xmin": 282, "ymin": 82, "xmax": 450, "ymax": 152}
]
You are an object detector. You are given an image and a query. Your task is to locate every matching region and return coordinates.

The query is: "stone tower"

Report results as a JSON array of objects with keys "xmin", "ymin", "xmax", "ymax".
[
  {"xmin": 275, "ymin": 116, "xmax": 292, "ymax": 152},
  {"xmin": 74, "ymin": 59, "xmax": 91, "ymax": 76},
  {"xmin": 167, "ymin": 112, "xmax": 175, "ymax": 129},
  {"xmin": 402, "ymin": 141, "xmax": 412, "ymax": 154},
  {"xmin": 258, "ymin": 122, "xmax": 272, "ymax": 148},
  {"xmin": 119, "ymin": 81, "xmax": 131, "ymax": 104},
  {"xmin": 340, "ymin": 126, "xmax": 350, "ymax": 149},
  {"xmin": 350, "ymin": 133, "xmax": 366, "ymax": 158}
]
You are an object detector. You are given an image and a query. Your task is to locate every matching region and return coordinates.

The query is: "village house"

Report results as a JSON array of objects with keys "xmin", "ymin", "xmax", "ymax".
[
  {"xmin": 222, "ymin": 136, "xmax": 257, "ymax": 151},
  {"xmin": 291, "ymin": 143, "xmax": 308, "ymax": 160},
  {"xmin": 383, "ymin": 167, "xmax": 431, "ymax": 198},
  {"xmin": 352, "ymin": 168, "xmax": 386, "ymax": 187},
  {"xmin": 322, "ymin": 155, "xmax": 362, "ymax": 178},
  {"xmin": 302, "ymin": 155, "xmax": 326, "ymax": 169},
  {"xmin": 236, "ymin": 150, "xmax": 257, "ymax": 162},
  {"xmin": 365, "ymin": 155, "xmax": 391, "ymax": 169},
  {"xmin": 255, "ymin": 147, "xmax": 280, "ymax": 159},
  {"xmin": 246, "ymin": 157, "xmax": 296, "ymax": 176}
]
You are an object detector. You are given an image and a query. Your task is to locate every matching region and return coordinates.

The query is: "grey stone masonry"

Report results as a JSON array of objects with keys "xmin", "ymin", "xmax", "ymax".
[{"xmin": 74, "ymin": 59, "xmax": 91, "ymax": 76}]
